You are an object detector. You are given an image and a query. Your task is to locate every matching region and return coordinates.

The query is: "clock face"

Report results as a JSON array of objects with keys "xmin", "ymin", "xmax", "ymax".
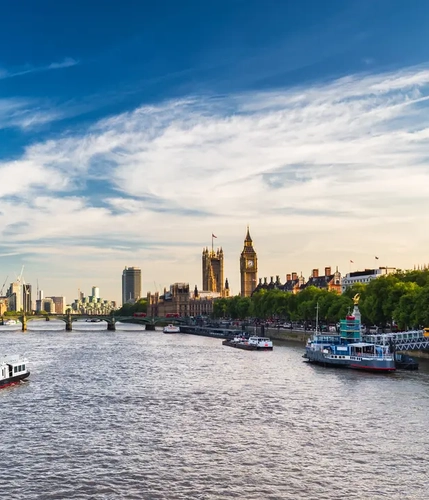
[{"xmin": 247, "ymin": 260, "xmax": 254, "ymax": 268}]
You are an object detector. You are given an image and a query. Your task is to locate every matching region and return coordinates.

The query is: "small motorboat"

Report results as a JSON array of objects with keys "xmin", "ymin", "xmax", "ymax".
[{"xmin": 163, "ymin": 324, "xmax": 181, "ymax": 334}]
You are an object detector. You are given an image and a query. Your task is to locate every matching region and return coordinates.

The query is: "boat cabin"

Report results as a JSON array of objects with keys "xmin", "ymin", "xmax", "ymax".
[{"xmin": 1, "ymin": 357, "xmax": 27, "ymax": 380}]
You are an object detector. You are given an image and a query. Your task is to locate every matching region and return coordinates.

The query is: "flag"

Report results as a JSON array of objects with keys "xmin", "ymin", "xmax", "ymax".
[
  {"xmin": 212, "ymin": 233, "xmax": 217, "ymax": 238},
  {"xmin": 375, "ymin": 256, "xmax": 379, "ymax": 260},
  {"xmin": 350, "ymin": 260, "xmax": 354, "ymax": 263}
]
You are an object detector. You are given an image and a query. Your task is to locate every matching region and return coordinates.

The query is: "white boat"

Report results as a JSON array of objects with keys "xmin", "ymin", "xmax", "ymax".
[
  {"xmin": 163, "ymin": 324, "xmax": 181, "ymax": 334},
  {"xmin": 1, "ymin": 355, "xmax": 30, "ymax": 389},
  {"xmin": 222, "ymin": 335, "xmax": 273, "ymax": 350},
  {"xmin": 4, "ymin": 320, "xmax": 18, "ymax": 326}
]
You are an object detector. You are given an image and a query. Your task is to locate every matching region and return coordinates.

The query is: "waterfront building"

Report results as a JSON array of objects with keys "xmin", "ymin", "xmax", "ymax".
[
  {"xmin": 252, "ymin": 267, "xmax": 341, "ymax": 295},
  {"xmin": 47, "ymin": 296, "xmax": 66, "ymax": 314},
  {"xmin": 0, "ymin": 297, "xmax": 8, "ymax": 315},
  {"xmin": 122, "ymin": 267, "xmax": 142, "ymax": 305},
  {"xmin": 202, "ymin": 247, "xmax": 224, "ymax": 295},
  {"xmin": 40, "ymin": 298, "xmax": 56, "ymax": 313},
  {"xmin": 341, "ymin": 267, "xmax": 396, "ymax": 292},
  {"xmin": 92, "ymin": 286, "xmax": 100, "ymax": 299},
  {"xmin": 147, "ymin": 282, "xmax": 219, "ymax": 318},
  {"xmin": 302, "ymin": 267, "xmax": 342, "ymax": 294},
  {"xmin": 240, "ymin": 227, "xmax": 258, "ymax": 297}
]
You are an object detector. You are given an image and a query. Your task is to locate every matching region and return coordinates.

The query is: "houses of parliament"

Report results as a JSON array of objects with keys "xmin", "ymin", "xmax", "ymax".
[
  {"xmin": 146, "ymin": 226, "xmax": 342, "ymax": 316},
  {"xmin": 202, "ymin": 227, "xmax": 258, "ymax": 299},
  {"xmin": 146, "ymin": 228, "xmax": 258, "ymax": 317}
]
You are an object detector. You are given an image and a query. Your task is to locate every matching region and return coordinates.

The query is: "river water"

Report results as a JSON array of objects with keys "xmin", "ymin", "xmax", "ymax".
[{"xmin": 1, "ymin": 321, "xmax": 428, "ymax": 499}]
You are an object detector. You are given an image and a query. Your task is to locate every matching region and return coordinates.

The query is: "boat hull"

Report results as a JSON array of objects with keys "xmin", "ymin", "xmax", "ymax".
[
  {"xmin": 0, "ymin": 371, "xmax": 30, "ymax": 389},
  {"xmin": 222, "ymin": 340, "xmax": 273, "ymax": 351},
  {"xmin": 305, "ymin": 349, "xmax": 395, "ymax": 372}
]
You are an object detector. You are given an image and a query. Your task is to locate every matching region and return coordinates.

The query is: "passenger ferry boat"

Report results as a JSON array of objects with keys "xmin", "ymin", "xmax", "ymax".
[
  {"xmin": 1, "ymin": 355, "xmax": 30, "ymax": 389},
  {"xmin": 163, "ymin": 324, "xmax": 181, "ymax": 334},
  {"xmin": 304, "ymin": 298, "xmax": 395, "ymax": 372},
  {"xmin": 222, "ymin": 335, "xmax": 273, "ymax": 351}
]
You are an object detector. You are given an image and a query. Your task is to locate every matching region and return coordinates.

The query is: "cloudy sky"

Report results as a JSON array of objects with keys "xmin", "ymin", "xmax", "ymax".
[{"xmin": 2, "ymin": 0, "xmax": 429, "ymax": 304}]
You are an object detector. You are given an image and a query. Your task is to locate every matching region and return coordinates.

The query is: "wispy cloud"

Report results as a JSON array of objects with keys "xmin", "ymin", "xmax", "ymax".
[
  {"xmin": 0, "ymin": 57, "xmax": 79, "ymax": 80},
  {"xmin": 2, "ymin": 65, "xmax": 429, "ymax": 299}
]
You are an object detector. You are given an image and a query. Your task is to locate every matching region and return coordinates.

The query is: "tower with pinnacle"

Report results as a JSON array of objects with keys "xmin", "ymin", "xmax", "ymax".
[
  {"xmin": 240, "ymin": 226, "xmax": 258, "ymax": 297},
  {"xmin": 202, "ymin": 247, "xmax": 224, "ymax": 295}
]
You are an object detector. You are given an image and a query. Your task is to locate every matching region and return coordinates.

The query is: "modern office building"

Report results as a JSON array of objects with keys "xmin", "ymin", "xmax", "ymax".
[
  {"xmin": 48, "ymin": 296, "xmax": 67, "ymax": 314},
  {"xmin": 22, "ymin": 284, "xmax": 32, "ymax": 312},
  {"xmin": 122, "ymin": 267, "xmax": 142, "ymax": 305},
  {"xmin": 6, "ymin": 282, "xmax": 22, "ymax": 312},
  {"xmin": 92, "ymin": 286, "xmax": 100, "ymax": 299}
]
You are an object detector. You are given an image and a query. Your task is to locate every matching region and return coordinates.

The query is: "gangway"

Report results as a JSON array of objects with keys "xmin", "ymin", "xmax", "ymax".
[{"xmin": 363, "ymin": 330, "xmax": 429, "ymax": 351}]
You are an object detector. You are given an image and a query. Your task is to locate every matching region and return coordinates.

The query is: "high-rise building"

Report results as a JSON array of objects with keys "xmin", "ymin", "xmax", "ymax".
[
  {"xmin": 122, "ymin": 267, "xmax": 142, "ymax": 305},
  {"xmin": 48, "ymin": 296, "xmax": 66, "ymax": 314},
  {"xmin": 92, "ymin": 286, "xmax": 100, "ymax": 299},
  {"xmin": 7, "ymin": 282, "xmax": 22, "ymax": 312},
  {"xmin": 22, "ymin": 284, "xmax": 32, "ymax": 312},
  {"xmin": 202, "ymin": 247, "xmax": 224, "ymax": 294},
  {"xmin": 240, "ymin": 227, "xmax": 258, "ymax": 297}
]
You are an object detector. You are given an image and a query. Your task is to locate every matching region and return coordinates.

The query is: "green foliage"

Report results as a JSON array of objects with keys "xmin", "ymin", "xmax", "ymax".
[
  {"xmin": 212, "ymin": 269, "xmax": 429, "ymax": 329},
  {"xmin": 114, "ymin": 299, "xmax": 147, "ymax": 316}
]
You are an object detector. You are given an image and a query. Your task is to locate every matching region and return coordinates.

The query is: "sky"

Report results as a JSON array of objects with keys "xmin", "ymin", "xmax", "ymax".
[{"xmin": 2, "ymin": 0, "xmax": 429, "ymax": 304}]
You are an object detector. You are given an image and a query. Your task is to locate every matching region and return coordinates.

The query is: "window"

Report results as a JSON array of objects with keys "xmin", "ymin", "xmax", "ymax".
[{"xmin": 14, "ymin": 366, "xmax": 17, "ymax": 373}]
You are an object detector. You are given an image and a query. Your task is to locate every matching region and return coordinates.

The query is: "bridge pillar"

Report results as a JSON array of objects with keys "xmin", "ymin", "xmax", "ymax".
[
  {"xmin": 145, "ymin": 324, "xmax": 156, "ymax": 331},
  {"xmin": 107, "ymin": 319, "xmax": 116, "ymax": 331},
  {"xmin": 21, "ymin": 313, "xmax": 27, "ymax": 332},
  {"xmin": 65, "ymin": 312, "xmax": 73, "ymax": 331}
]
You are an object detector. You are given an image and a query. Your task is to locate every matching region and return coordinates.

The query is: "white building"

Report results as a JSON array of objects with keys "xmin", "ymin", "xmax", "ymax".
[
  {"xmin": 341, "ymin": 267, "xmax": 396, "ymax": 292},
  {"xmin": 92, "ymin": 286, "xmax": 100, "ymax": 299}
]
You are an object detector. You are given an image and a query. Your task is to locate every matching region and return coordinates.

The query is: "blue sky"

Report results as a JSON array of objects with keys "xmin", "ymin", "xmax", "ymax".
[{"xmin": 2, "ymin": 0, "xmax": 429, "ymax": 304}]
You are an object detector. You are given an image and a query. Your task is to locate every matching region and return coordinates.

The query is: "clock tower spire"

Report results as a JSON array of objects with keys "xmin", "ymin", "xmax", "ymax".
[{"xmin": 240, "ymin": 226, "xmax": 258, "ymax": 297}]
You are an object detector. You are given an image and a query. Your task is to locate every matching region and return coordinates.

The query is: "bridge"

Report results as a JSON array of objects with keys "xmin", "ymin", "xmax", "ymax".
[
  {"xmin": 363, "ymin": 330, "xmax": 429, "ymax": 351},
  {"xmin": 1, "ymin": 313, "xmax": 187, "ymax": 332}
]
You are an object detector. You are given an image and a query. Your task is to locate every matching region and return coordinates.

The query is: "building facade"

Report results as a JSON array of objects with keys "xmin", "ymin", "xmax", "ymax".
[
  {"xmin": 240, "ymin": 227, "xmax": 258, "ymax": 297},
  {"xmin": 341, "ymin": 267, "xmax": 396, "ymax": 292},
  {"xmin": 47, "ymin": 296, "xmax": 66, "ymax": 314},
  {"xmin": 122, "ymin": 267, "xmax": 142, "ymax": 305},
  {"xmin": 202, "ymin": 247, "xmax": 224, "ymax": 295},
  {"xmin": 252, "ymin": 267, "xmax": 341, "ymax": 295},
  {"xmin": 147, "ymin": 282, "xmax": 219, "ymax": 318}
]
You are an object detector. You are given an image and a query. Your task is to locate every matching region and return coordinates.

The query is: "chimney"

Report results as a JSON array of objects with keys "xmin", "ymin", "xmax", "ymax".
[
  {"xmin": 286, "ymin": 273, "xmax": 291, "ymax": 281},
  {"xmin": 275, "ymin": 275, "xmax": 280, "ymax": 284},
  {"xmin": 258, "ymin": 278, "xmax": 262, "ymax": 285},
  {"xmin": 291, "ymin": 272, "xmax": 298, "ymax": 280},
  {"xmin": 270, "ymin": 276, "xmax": 274, "ymax": 284},
  {"xmin": 312, "ymin": 269, "xmax": 319, "ymax": 278},
  {"xmin": 325, "ymin": 266, "xmax": 331, "ymax": 276},
  {"xmin": 264, "ymin": 277, "xmax": 268, "ymax": 285}
]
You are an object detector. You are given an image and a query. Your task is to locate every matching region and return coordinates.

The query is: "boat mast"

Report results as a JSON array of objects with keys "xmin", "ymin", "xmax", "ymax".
[{"xmin": 315, "ymin": 301, "xmax": 319, "ymax": 333}]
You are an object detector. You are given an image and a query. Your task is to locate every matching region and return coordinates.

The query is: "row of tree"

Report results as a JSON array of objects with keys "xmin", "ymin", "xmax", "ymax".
[
  {"xmin": 212, "ymin": 269, "xmax": 429, "ymax": 329},
  {"xmin": 114, "ymin": 299, "xmax": 148, "ymax": 317}
]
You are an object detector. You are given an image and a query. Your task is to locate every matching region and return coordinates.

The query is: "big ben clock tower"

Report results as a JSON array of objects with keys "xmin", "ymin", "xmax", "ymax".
[{"xmin": 240, "ymin": 226, "xmax": 258, "ymax": 297}]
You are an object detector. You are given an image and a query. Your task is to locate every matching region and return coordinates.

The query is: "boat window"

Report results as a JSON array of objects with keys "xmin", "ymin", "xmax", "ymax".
[
  {"xmin": 14, "ymin": 366, "xmax": 17, "ymax": 373},
  {"xmin": 22, "ymin": 364, "xmax": 25, "ymax": 371}
]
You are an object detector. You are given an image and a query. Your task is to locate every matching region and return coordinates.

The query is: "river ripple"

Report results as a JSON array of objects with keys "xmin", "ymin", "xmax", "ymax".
[{"xmin": 1, "ymin": 321, "xmax": 428, "ymax": 499}]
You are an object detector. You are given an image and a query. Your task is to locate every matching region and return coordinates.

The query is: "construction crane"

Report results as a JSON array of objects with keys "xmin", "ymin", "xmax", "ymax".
[
  {"xmin": 17, "ymin": 265, "xmax": 25, "ymax": 284},
  {"xmin": 0, "ymin": 275, "xmax": 8, "ymax": 296}
]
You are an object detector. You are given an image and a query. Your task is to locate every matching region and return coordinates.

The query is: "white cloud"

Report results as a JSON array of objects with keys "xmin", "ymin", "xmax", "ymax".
[
  {"xmin": 0, "ymin": 57, "xmax": 79, "ymax": 80},
  {"xmin": 2, "ymin": 65, "xmax": 429, "ymax": 302}
]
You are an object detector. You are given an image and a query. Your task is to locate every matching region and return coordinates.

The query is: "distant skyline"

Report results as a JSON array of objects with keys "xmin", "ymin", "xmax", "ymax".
[{"xmin": 2, "ymin": 1, "xmax": 429, "ymax": 304}]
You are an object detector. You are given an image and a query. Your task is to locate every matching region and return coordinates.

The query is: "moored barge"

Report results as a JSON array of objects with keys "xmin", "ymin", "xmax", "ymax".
[{"xmin": 223, "ymin": 336, "xmax": 273, "ymax": 351}]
